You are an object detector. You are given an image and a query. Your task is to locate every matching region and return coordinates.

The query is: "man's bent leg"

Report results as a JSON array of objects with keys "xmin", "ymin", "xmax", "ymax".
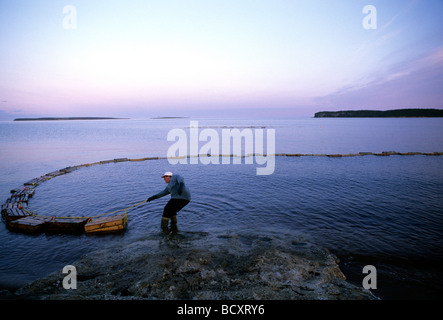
[
  {"xmin": 162, "ymin": 199, "xmax": 190, "ymax": 232},
  {"xmin": 170, "ymin": 215, "xmax": 178, "ymax": 232},
  {"xmin": 161, "ymin": 217, "xmax": 169, "ymax": 233}
]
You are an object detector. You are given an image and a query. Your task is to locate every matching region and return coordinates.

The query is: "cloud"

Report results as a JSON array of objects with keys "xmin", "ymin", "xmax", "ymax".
[{"xmin": 315, "ymin": 46, "xmax": 443, "ymax": 109}]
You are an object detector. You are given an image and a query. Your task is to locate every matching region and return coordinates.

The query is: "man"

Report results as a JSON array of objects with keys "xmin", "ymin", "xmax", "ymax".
[{"xmin": 147, "ymin": 172, "xmax": 191, "ymax": 233}]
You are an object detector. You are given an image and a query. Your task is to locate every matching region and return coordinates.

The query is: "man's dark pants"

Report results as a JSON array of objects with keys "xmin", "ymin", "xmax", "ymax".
[{"xmin": 161, "ymin": 199, "xmax": 190, "ymax": 231}]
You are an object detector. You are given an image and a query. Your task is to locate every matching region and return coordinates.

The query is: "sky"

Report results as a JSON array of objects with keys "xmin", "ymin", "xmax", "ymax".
[{"xmin": 0, "ymin": 0, "xmax": 442, "ymax": 120}]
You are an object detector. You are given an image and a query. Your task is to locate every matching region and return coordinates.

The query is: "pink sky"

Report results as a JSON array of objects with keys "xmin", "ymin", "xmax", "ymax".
[{"xmin": 1, "ymin": 1, "xmax": 442, "ymax": 120}]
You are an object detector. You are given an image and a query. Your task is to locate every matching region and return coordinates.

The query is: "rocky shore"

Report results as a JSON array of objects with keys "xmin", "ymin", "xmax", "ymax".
[{"xmin": 6, "ymin": 232, "xmax": 376, "ymax": 300}]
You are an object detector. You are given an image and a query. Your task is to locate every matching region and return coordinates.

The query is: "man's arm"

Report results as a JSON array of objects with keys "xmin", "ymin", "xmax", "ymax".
[{"xmin": 147, "ymin": 186, "xmax": 170, "ymax": 202}]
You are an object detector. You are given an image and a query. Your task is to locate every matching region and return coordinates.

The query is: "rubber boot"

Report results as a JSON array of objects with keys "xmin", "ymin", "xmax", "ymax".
[
  {"xmin": 170, "ymin": 215, "xmax": 178, "ymax": 233},
  {"xmin": 161, "ymin": 217, "xmax": 169, "ymax": 233}
]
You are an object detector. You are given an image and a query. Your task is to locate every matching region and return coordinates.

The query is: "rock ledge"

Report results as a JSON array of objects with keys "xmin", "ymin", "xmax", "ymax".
[{"xmin": 13, "ymin": 233, "xmax": 377, "ymax": 300}]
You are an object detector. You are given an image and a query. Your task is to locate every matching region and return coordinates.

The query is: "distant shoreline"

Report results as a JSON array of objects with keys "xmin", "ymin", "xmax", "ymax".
[
  {"xmin": 150, "ymin": 116, "xmax": 189, "ymax": 119},
  {"xmin": 13, "ymin": 117, "xmax": 129, "ymax": 121},
  {"xmin": 314, "ymin": 108, "xmax": 443, "ymax": 118}
]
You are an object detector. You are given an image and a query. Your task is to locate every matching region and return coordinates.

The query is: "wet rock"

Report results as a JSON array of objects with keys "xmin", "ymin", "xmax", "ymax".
[{"xmin": 14, "ymin": 232, "xmax": 377, "ymax": 300}]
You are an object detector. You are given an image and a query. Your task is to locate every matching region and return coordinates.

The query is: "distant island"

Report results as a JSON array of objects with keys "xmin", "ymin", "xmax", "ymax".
[
  {"xmin": 13, "ymin": 117, "xmax": 128, "ymax": 121},
  {"xmin": 314, "ymin": 108, "xmax": 443, "ymax": 118},
  {"xmin": 150, "ymin": 116, "xmax": 189, "ymax": 119}
]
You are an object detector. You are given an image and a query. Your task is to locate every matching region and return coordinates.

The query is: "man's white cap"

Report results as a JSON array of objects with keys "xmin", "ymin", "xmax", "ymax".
[{"xmin": 161, "ymin": 171, "xmax": 173, "ymax": 178}]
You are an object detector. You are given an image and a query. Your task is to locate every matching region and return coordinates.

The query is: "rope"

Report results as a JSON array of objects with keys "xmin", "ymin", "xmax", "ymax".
[{"xmin": 22, "ymin": 199, "xmax": 147, "ymax": 220}]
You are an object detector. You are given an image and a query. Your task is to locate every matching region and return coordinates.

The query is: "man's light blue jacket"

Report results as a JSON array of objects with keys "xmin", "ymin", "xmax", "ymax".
[{"xmin": 152, "ymin": 174, "xmax": 191, "ymax": 201}]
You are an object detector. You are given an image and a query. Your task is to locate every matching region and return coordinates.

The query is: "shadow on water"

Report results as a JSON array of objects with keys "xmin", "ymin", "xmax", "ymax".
[
  {"xmin": 158, "ymin": 229, "xmax": 210, "ymax": 248},
  {"xmin": 338, "ymin": 253, "xmax": 443, "ymax": 300}
]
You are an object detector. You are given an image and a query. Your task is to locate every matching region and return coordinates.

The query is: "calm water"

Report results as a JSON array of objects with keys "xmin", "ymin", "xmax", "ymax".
[{"xmin": 0, "ymin": 118, "xmax": 442, "ymax": 299}]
